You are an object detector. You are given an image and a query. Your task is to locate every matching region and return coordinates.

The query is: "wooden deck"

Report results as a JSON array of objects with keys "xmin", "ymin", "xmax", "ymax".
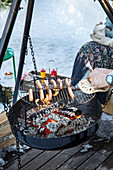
[
  {"xmin": 1, "ymin": 111, "xmax": 113, "ymax": 170},
  {"xmin": 3, "ymin": 134, "xmax": 113, "ymax": 170},
  {"xmin": 0, "ymin": 112, "xmax": 16, "ymax": 149}
]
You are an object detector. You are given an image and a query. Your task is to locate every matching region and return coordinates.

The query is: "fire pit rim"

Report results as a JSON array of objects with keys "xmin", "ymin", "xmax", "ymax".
[{"xmin": 9, "ymin": 86, "xmax": 102, "ymax": 149}]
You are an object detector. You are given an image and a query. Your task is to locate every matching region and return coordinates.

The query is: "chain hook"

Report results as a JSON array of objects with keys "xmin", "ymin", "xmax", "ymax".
[{"xmin": 28, "ymin": 35, "xmax": 38, "ymax": 78}]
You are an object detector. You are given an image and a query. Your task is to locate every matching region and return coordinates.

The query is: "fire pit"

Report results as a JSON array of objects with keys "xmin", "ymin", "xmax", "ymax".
[{"xmin": 9, "ymin": 77, "xmax": 102, "ymax": 149}]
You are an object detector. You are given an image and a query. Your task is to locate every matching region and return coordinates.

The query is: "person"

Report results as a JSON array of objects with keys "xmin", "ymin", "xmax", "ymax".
[
  {"xmin": 71, "ymin": 18, "xmax": 113, "ymax": 105},
  {"xmin": 71, "ymin": 41, "xmax": 113, "ymax": 87},
  {"xmin": 89, "ymin": 67, "xmax": 113, "ymax": 89}
]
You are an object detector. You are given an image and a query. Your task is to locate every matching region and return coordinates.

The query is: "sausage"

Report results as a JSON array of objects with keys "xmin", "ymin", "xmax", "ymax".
[
  {"xmin": 43, "ymin": 80, "xmax": 52, "ymax": 100},
  {"xmin": 48, "ymin": 89, "xmax": 52, "ymax": 100},
  {"xmin": 36, "ymin": 80, "xmax": 43, "ymax": 89},
  {"xmin": 65, "ymin": 78, "xmax": 75, "ymax": 99},
  {"xmin": 57, "ymin": 78, "xmax": 63, "ymax": 89},
  {"xmin": 50, "ymin": 79, "xmax": 57, "ymax": 89},
  {"xmin": 65, "ymin": 78, "xmax": 70, "ymax": 87},
  {"xmin": 43, "ymin": 80, "xmax": 49, "ymax": 90},
  {"xmin": 39, "ymin": 89, "xmax": 44, "ymax": 101},
  {"xmin": 68, "ymin": 86, "xmax": 75, "ymax": 99},
  {"xmin": 36, "ymin": 80, "xmax": 44, "ymax": 101},
  {"xmin": 29, "ymin": 89, "xmax": 34, "ymax": 102}
]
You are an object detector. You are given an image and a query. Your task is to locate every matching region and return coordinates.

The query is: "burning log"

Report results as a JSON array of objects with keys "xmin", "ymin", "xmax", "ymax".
[
  {"xmin": 18, "ymin": 96, "xmax": 96, "ymax": 139},
  {"xmin": 54, "ymin": 108, "xmax": 82, "ymax": 120},
  {"xmin": 27, "ymin": 101, "xmax": 83, "ymax": 137},
  {"xmin": 26, "ymin": 109, "xmax": 94, "ymax": 138},
  {"xmin": 56, "ymin": 115, "xmax": 87, "ymax": 136}
]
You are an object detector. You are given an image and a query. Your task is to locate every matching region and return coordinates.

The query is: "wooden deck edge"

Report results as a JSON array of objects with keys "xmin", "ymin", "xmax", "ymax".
[
  {"xmin": 0, "ymin": 123, "xmax": 13, "ymax": 138},
  {"xmin": 0, "ymin": 137, "xmax": 16, "ymax": 149},
  {"xmin": 0, "ymin": 111, "xmax": 16, "ymax": 148},
  {"xmin": 0, "ymin": 111, "xmax": 8, "ymax": 126}
]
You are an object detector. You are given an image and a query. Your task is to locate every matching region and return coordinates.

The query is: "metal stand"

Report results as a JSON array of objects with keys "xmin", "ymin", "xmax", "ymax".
[
  {"xmin": 98, "ymin": 0, "xmax": 113, "ymax": 24},
  {"xmin": 3, "ymin": 47, "xmax": 16, "ymax": 83},
  {"xmin": 13, "ymin": 0, "xmax": 35, "ymax": 103},
  {"xmin": 0, "ymin": 0, "xmax": 22, "ymax": 68}
]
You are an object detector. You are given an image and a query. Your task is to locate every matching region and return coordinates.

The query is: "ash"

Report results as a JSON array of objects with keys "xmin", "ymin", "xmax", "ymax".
[
  {"xmin": 18, "ymin": 105, "xmax": 95, "ymax": 138},
  {"xmin": 97, "ymin": 112, "xmax": 113, "ymax": 140}
]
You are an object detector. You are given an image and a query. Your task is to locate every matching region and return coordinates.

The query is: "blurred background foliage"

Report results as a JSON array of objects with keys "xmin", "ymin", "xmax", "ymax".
[{"xmin": 0, "ymin": 0, "xmax": 12, "ymax": 8}]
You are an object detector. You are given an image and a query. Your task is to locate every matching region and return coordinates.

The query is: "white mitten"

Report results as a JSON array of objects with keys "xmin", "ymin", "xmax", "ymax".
[{"xmin": 93, "ymin": 22, "xmax": 105, "ymax": 36}]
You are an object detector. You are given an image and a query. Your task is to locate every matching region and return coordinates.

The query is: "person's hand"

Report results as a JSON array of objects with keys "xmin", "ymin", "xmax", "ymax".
[{"xmin": 89, "ymin": 68, "xmax": 112, "ymax": 88}]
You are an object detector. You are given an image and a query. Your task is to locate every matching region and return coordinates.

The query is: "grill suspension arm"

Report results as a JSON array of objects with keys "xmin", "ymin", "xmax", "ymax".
[
  {"xmin": 0, "ymin": 0, "xmax": 22, "ymax": 68},
  {"xmin": 97, "ymin": 0, "xmax": 113, "ymax": 24},
  {"xmin": 13, "ymin": 0, "xmax": 35, "ymax": 104}
]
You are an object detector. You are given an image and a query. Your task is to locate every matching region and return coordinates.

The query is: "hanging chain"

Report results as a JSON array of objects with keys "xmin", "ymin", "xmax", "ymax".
[
  {"xmin": 28, "ymin": 35, "xmax": 39, "ymax": 78},
  {"xmin": 102, "ymin": 89, "xmax": 113, "ymax": 109},
  {"xmin": 0, "ymin": 84, "xmax": 21, "ymax": 169}
]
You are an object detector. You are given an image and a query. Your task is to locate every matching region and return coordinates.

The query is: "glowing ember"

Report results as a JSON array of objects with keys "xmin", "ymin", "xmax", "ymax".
[
  {"xmin": 28, "ymin": 115, "xmax": 61, "ymax": 137},
  {"xmin": 28, "ymin": 106, "xmax": 83, "ymax": 137}
]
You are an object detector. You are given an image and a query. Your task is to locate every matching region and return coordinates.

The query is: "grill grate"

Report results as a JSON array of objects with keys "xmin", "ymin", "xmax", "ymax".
[{"xmin": 19, "ymin": 77, "xmax": 95, "ymax": 106}]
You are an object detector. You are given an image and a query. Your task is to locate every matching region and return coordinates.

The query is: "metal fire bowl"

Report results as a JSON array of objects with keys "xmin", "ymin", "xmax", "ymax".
[{"xmin": 9, "ymin": 96, "xmax": 102, "ymax": 150}]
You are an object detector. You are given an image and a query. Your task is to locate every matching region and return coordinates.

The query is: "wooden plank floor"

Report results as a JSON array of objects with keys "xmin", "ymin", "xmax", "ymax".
[
  {"xmin": 4, "ymin": 135, "xmax": 113, "ymax": 170},
  {"xmin": 0, "ymin": 111, "xmax": 16, "ymax": 149}
]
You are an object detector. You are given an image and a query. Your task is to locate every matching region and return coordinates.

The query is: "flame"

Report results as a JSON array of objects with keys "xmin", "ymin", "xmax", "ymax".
[
  {"xmin": 61, "ymin": 104, "xmax": 65, "ymax": 109},
  {"xmin": 76, "ymin": 114, "xmax": 82, "ymax": 119},
  {"xmin": 44, "ymin": 94, "xmax": 50, "ymax": 103},
  {"xmin": 49, "ymin": 119, "xmax": 57, "ymax": 123},
  {"xmin": 41, "ymin": 94, "xmax": 51, "ymax": 108},
  {"xmin": 54, "ymin": 108, "xmax": 59, "ymax": 113},
  {"xmin": 5, "ymin": 72, "xmax": 12, "ymax": 76},
  {"xmin": 35, "ymin": 94, "xmax": 51, "ymax": 109},
  {"xmin": 52, "ymin": 89, "xmax": 59, "ymax": 96},
  {"xmin": 35, "ymin": 98, "xmax": 40, "ymax": 106}
]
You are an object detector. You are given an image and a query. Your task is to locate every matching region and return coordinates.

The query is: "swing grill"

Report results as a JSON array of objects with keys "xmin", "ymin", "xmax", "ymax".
[{"xmin": 7, "ymin": 77, "xmax": 102, "ymax": 150}]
